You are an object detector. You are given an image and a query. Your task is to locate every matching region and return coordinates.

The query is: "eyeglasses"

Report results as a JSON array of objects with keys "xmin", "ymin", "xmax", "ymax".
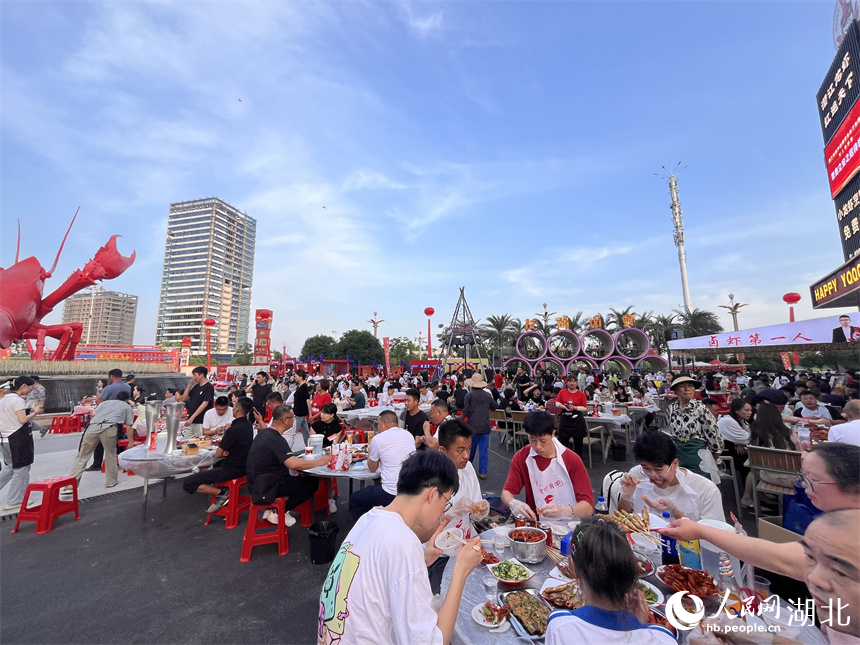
[
  {"xmin": 799, "ymin": 473, "xmax": 838, "ymax": 494},
  {"xmin": 440, "ymin": 490, "xmax": 453, "ymax": 513},
  {"xmin": 641, "ymin": 464, "xmax": 673, "ymax": 479}
]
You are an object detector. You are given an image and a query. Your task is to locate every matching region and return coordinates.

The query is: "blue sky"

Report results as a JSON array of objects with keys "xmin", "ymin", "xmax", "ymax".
[{"xmin": 0, "ymin": 1, "xmax": 846, "ymax": 355}]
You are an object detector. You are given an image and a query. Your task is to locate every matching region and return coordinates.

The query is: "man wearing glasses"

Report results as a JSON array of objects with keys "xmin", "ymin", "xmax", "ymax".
[
  {"xmin": 348, "ymin": 410, "xmax": 415, "ymax": 520},
  {"xmin": 617, "ymin": 430, "xmax": 724, "ymax": 522},
  {"xmin": 319, "ymin": 450, "xmax": 483, "ymax": 645}
]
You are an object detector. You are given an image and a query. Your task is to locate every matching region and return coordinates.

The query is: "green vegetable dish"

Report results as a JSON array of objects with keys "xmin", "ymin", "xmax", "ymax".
[
  {"xmin": 491, "ymin": 560, "xmax": 530, "ymax": 582},
  {"xmin": 639, "ymin": 583, "xmax": 658, "ymax": 605}
]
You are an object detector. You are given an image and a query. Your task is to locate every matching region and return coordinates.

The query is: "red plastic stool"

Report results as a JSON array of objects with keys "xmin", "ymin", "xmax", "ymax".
[
  {"xmin": 12, "ymin": 477, "xmax": 80, "ymax": 534},
  {"xmin": 205, "ymin": 477, "xmax": 251, "ymax": 529},
  {"xmin": 48, "ymin": 417, "xmax": 65, "ymax": 434},
  {"xmin": 66, "ymin": 415, "xmax": 82, "ymax": 433},
  {"xmin": 240, "ymin": 498, "xmax": 289, "ymax": 562}
]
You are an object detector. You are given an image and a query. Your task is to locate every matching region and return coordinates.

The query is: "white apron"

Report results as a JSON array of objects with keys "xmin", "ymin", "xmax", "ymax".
[{"xmin": 526, "ymin": 438, "xmax": 577, "ymax": 508}]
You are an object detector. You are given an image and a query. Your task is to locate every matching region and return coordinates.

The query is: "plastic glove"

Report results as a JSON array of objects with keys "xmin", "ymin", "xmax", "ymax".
[
  {"xmin": 471, "ymin": 500, "xmax": 490, "ymax": 520},
  {"xmin": 640, "ymin": 494, "xmax": 683, "ymax": 520},
  {"xmin": 507, "ymin": 498, "xmax": 536, "ymax": 521},
  {"xmin": 536, "ymin": 503, "xmax": 569, "ymax": 519},
  {"xmin": 619, "ymin": 473, "xmax": 641, "ymax": 500}
]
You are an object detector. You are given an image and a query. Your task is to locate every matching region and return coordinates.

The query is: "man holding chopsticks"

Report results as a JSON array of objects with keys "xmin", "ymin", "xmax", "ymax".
[{"xmin": 318, "ymin": 450, "xmax": 482, "ymax": 645}]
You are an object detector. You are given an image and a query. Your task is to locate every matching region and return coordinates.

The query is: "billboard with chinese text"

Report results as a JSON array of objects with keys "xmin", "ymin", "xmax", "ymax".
[
  {"xmin": 668, "ymin": 313, "xmax": 860, "ymax": 351},
  {"xmin": 833, "ymin": 170, "xmax": 860, "ymax": 260},
  {"xmin": 825, "ymin": 97, "xmax": 860, "ymax": 198},
  {"xmin": 818, "ymin": 19, "xmax": 860, "ymax": 143}
]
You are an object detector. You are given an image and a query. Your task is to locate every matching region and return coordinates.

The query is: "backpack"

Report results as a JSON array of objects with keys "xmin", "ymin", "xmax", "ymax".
[{"xmin": 601, "ymin": 469, "xmax": 625, "ymax": 514}]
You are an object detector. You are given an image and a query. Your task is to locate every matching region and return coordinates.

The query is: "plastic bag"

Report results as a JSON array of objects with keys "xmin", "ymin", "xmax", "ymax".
[{"xmin": 118, "ymin": 444, "xmax": 216, "ymax": 478}]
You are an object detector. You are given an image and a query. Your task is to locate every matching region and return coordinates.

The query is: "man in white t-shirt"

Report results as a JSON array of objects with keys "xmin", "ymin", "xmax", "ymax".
[
  {"xmin": 617, "ymin": 431, "xmax": 724, "ymax": 522},
  {"xmin": 829, "ymin": 399, "xmax": 860, "ymax": 446},
  {"xmin": 348, "ymin": 409, "xmax": 415, "ymax": 520},
  {"xmin": 318, "ymin": 450, "xmax": 482, "ymax": 645},
  {"xmin": 377, "ymin": 384, "xmax": 397, "ymax": 407},
  {"xmin": 418, "ymin": 384, "xmax": 434, "ymax": 404},
  {"xmin": 795, "ymin": 390, "xmax": 834, "ymax": 426},
  {"xmin": 202, "ymin": 396, "xmax": 234, "ymax": 436},
  {"xmin": 426, "ymin": 418, "xmax": 488, "ymax": 594}
]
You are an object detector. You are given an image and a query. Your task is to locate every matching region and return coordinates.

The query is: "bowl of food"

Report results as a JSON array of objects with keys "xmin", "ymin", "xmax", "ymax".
[
  {"xmin": 633, "ymin": 550, "xmax": 655, "ymax": 577},
  {"xmin": 434, "ymin": 527, "xmax": 464, "ymax": 557},
  {"xmin": 488, "ymin": 558, "xmax": 535, "ymax": 583},
  {"xmin": 508, "ymin": 527, "xmax": 547, "ymax": 564}
]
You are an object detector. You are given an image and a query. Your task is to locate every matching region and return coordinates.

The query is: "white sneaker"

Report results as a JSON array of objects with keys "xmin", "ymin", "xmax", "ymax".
[
  {"xmin": 262, "ymin": 509, "xmax": 279, "ymax": 525},
  {"xmin": 328, "ymin": 498, "xmax": 338, "ymax": 514},
  {"xmin": 263, "ymin": 509, "xmax": 296, "ymax": 527}
]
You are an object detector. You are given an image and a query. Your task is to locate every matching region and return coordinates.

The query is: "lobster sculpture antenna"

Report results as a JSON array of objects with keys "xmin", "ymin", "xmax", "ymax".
[
  {"xmin": 0, "ymin": 208, "xmax": 135, "ymax": 360},
  {"xmin": 47, "ymin": 207, "xmax": 79, "ymax": 276}
]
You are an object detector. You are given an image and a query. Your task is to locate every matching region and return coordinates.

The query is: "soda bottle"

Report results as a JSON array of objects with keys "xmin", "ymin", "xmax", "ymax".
[
  {"xmin": 717, "ymin": 551, "xmax": 744, "ymax": 615},
  {"xmin": 594, "ymin": 496, "xmax": 609, "ymax": 516},
  {"xmin": 661, "ymin": 511, "xmax": 681, "ymax": 565}
]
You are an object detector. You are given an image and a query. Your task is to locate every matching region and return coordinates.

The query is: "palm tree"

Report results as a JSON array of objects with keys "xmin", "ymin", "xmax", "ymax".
[
  {"xmin": 644, "ymin": 314, "xmax": 677, "ymax": 357},
  {"xmin": 672, "ymin": 308, "xmax": 724, "ymax": 338},
  {"xmin": 535, "ymin": 319, "xmax": 556, "ymax": 337},
  {"xmin": 606, "ymin": 306, "xmax": 637, "ymax": 332},
  {"xmin": 567, "ymin": 311, "xmax": 586, "ymax": 335},
  {"xmin": 480, "ymin": 314, "xmax": 520, "ymax": 361}
]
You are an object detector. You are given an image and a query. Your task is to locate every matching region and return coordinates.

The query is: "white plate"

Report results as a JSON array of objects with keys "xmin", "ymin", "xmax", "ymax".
[
  {"xmin": 487, "ymin": 558, "xmax": 535, "ymax": 583},
  {"xmin": 638, "ymin": 579, "xmax": 664, "ymax": 607},
  {"xmin": 539, "ymin": 577, "xmax": 576, "ymax": 596},
  {"xmin": 471, "ymin": 603, "xmax": 509, "ymax": 629},
  {"xmin": 549, "ymin": 566, "xmax": 572, "ymax": 582}
]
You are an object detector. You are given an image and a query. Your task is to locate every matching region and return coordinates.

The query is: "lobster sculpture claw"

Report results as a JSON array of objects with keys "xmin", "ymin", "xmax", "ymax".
[
  {"xmin": 0, "ymin": 212, "xmax": 136, "ymax": 361},
  {"xmin": 89, "ymin": 235, "xmax": 136, "ymax": 280}
]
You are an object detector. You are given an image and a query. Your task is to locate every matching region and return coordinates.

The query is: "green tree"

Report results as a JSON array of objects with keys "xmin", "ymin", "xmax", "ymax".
[
  {"xmin": 642, "ymin": 314, "xmax": 677, "ymax": 357},
  {"xmin": 672, "ymin": 308, "xmax": 724, "ymax": 338},
  {"xmin": 272, "ymin": 350, "xmax": 282, "ymax": 360},
  {"xmin": 389, "ymin": 336, "xmax": 418, "ymax": 365},
  {"xmin": 231, "ymin": 342, "xmax": 253, "ymax": 365},
  {"xmin": 480, "ymin": 314, "xmax": 520, "ymax": 359},
  {"xmin": 333, "ymin": 330, "xmax": 384, "ymax": 364},
  {"xmin": 190, "ymin": 355, "xmax": 220, "ymax": 367},
  {"xmin": 606, "ymin": 306, "xmax": 637, "ymax": 332},
  {"xmin": 300, "ymin": 335, "xmax": 336, "ymax": 360},
  {"xmin": 745, "ymin": 354, "xmax": 784, "ymax": 372}
]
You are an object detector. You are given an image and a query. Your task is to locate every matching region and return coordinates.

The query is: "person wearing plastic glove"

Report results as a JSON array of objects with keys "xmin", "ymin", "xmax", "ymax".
[
  {"xmin": 427, "ymin": 419, "xmax": 490, "ymax": 594},
  {"xmin": 617, "ymin": 431, "xmax": 724, "ymax": 522},
  {"xmin": 501, "ymin": 411, "xmax": 593, "ymax": 522}
]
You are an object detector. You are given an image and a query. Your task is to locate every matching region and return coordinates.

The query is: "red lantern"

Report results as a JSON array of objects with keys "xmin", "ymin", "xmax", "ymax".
[
  {"xmin": 203, "ymin": 318, "xmax": 216, "ymax": 371},
  {"xmin": 782, "ymin": 293, "xmax": 801, "ymax": 323},
  {"xmin": 424, "ymin": 308, "xmax": 435, "ymax": 364}
]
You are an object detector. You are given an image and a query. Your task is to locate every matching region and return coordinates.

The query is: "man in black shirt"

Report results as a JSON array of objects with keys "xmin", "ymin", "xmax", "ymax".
[
  {"xmin": 245, "ymin": 371, "xmax": 272, "ymax": 418},
  {"xmin": 401, "ymin": 388, "xmax": 430, "ymax": 450},
  {"xmin": 182, "ymin": 397, "xmax": 254, "ymax": 513},
  {"xmin": 246, "ymin": 404, "xmax": 333, "ymax": 526},
  {"xmin": 177, "ymin": 366, "xmax": 215, "ymax": 439},
  {"xmin": 514, "ymin": 367, "xmax": 531, "ymax": 401},
  {"xmin": 292, "ymin": 369, "xmax": 311, "ymax": 444}
]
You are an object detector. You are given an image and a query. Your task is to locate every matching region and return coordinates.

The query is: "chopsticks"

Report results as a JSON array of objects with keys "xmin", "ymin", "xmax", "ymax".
[
  {"xmin": 446, "ymin": 530, "xmax": 482, "ymax": 551},
  {"xmin": 545, "ymin": 547, "xmax": 566, "ymax": 566}
]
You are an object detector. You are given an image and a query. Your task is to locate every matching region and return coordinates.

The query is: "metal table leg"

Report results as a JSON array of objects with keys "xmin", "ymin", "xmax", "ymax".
[{"xmin": 142, "ymin": 474, "xmax": 150, "ymax": 521}]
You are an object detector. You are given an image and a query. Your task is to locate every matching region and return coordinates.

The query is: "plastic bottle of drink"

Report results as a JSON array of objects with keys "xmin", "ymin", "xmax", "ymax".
[
  {"xmin": 717, "ymin": 551, "xmax": 744, "ymax": 615},
  {"xmin": 661, "ymin": 511, "xmax": 681, "ymax": 565},
  {"xmin": 594, "ymin": 496, "xmax": 609, "ymax": 516}
]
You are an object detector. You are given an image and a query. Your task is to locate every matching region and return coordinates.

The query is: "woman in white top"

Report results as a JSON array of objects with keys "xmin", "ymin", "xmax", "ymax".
[
  {"xmin": 546, "ymin": 516, "xmax": 675, "ymax": 645},
  {"xmin": 0, "ymin": 376, "xmax": 41, "ymax": 511},
  {"xmin": 717, "ymin": 398, "xmax": 752, "ymax": 492}
]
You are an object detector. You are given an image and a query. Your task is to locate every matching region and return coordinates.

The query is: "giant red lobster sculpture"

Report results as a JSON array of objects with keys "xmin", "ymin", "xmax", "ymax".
[{"xmin": 0, "ymin": 209, "xmax": 136, "ymax": 360}]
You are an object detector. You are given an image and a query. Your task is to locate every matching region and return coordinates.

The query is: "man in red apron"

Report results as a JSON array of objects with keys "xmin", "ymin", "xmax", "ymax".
[{"xmin": 501, "ymin": 410, "xmax": 594, "ymax": 521}]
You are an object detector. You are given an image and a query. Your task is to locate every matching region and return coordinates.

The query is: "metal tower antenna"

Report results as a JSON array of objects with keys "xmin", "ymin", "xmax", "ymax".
[
  {"xmin": 439, "ymin": 287, "xmax": 486, "ymax": 377},
  {"xmin": 658, "ymin": 164, "xmax": 692, "ymax": 313}
]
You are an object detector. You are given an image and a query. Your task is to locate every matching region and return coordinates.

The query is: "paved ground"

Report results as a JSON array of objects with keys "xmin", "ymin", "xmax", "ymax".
[{"xmin": 0, "ymin": 429, "xmax": 754, "ymax": 644}]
